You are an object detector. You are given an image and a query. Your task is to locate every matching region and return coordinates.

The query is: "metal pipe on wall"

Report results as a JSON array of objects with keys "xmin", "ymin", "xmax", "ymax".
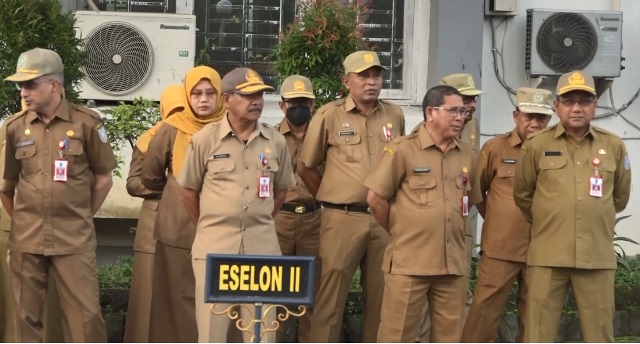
[
  {"xmin": 86, "ymin": 0, "xmax": 99, "ymax": 11},
  {"xmin": 613, "ymin": 0, "xmax": 621, "ymax": 11}
]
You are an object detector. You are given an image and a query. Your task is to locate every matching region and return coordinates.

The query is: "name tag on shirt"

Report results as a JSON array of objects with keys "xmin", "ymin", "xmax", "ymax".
[
  {"xmin": 338, "ymin": 130, "xmax": 356, "ymax": 136},
  {"xmin": 413, "ymin": 167, "xmax": 431, "ymax": 173},
  {"xmin": 544, "ymin": 151, "xmax": 563, "ymax": 156},
  {"xmin": 16, "ymin": 140, "xmax": 35, "ymax": 148},
  {"xmin": 502, "ymin": 159, "xmax": 517, "ymax": 164},
  {"xmin": 211, "ymin": 153, "xmax": 230, "ymax": 160}
]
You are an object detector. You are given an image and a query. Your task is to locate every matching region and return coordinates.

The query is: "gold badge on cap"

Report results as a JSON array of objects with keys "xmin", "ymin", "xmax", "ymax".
[
  {"xmin": 66, "ymin": 130, "xmax": 74, "ymax": 137},
  {"xmin": 364, "ymin": 53, "xmax": 374, "ymax": 63},
  {"xmin": 467, "ymin": 75, "xmax": 475, "ymax": 87},
  {"xmin": 17, "ymin": 55, "xmax": 26, "ymax": 68},
  {"xmin": 568, "ymin": 72, "xmax": 585, "ymax": 85},
  {"xmin": 293, "ymin": 81, "xmax": 305, "ymax": 91},
  {"xmin": 533, "ymin": 92, "xmax": 544, "ymax": 102},
  {"xmin": 24, "ymin": 128, "xmax": 30, "ymax": 136},
  {"xmin": 265, "ymin": 148, "xmax": 272, "ymax": 154},
  {"xmin": 245, "ymin": 70, "xmax": 260, "ymax": 83},
  {"xmin": 599, "ymin": 149, "xmax": 606, "ymax": 155}
]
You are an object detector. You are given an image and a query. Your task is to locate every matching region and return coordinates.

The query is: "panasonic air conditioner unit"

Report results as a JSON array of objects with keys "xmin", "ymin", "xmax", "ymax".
[
  {"xmin": 525, "ymin": 9, "xmax": 623, "ymax": 78},
  {"xmin": 74, "ymin": 11, "xmax": 196, "ymax": 101}
]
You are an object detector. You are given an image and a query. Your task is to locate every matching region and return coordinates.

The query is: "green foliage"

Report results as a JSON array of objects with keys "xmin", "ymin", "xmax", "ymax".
[
  {"xmin": 614, "ymin": 215, "xmax": 638, "ymax": 269},
  {"xmin": 0, "ymin": 0, "xmax": 87, "ymax": 118},
  {"xmin": 101, "ymin": 97, "xmax": 160, "ymax": 177},
  {"xmin": 271, "ymin": 0, "xmax": 366, "ymax": 108},
  {"xmin": 98, "ymin": 255, "xmax": 133, "ymax": 290}
]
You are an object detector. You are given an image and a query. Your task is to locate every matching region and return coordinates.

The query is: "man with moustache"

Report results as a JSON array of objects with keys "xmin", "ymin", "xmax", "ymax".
[
  {"xmin": 514, "ymin": 71, "xmax": 632, "ymax": 342},
  {"xmin": 179, "ymin": 67, "xmax": 295, "ymax": 342},
  {"xmin": 298, "ymin": 51, "xmax": 405, "ymax": 342},
  {"xmin": 461, "ymin": 87, "xmax": 554, "ymax": 342},
  {"xmin": 365, "ymin": 85, "xmax": 482, "ymax": 342},
  {"xmin": 273, "ymin": 75, "xmax": 321, "ymax": 343}
]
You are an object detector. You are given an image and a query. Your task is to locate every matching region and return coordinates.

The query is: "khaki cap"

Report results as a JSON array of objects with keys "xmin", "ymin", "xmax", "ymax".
[
  {"xmin": 343, "ymin": 51, "xmax": 386, "ymax": 75},
  {"xmin": 5, "ymin": 48, "xmax": 64, "ymax": 82},
  {"xmin": 516, "ymin": 87, "xmax": 554, "ymax": 115},
  {"xmin": 280, "ymin": 75, "xmax": 315, "ymax": 99},
  {"xmin": 556, "ymin": 70, "xmax": 596, "ymax": 96},
  {"xmin": 221, "ymin": 67, "xmax": 275, "ymax": 95},
  {"xmin": 440, "ymin": 73, "xmax": 484, "ymax": 96}
]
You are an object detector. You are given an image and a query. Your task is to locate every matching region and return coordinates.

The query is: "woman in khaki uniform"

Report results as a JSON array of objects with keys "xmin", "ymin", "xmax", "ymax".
[
  {"xmin": 0, "ymin": 102, "xmax": 67, "ymax": 343},
  {"xmin": 142, "ymin": 66, "xmax": 225, "ymax": 342},
  {"xmin": 123, "ymin": 84, "xmax": 185, "ymax": 342}
]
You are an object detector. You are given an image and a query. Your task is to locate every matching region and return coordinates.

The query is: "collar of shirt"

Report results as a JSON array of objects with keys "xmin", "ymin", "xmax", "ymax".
[
  {"xmin": 418, "ymin": 124, "xmax": 460, "ymax": 152},
  {"xmin": 277, "ymin": 118, "xmax": 291, "ymax": 135},
  {"xmin": 26, "ymin": 99, "xmax": 71, "ymax": 124},
  {"xmin": 219, "ymin": 114, "xmax": 273, "ymax": 142},
  {"xmin": 344, "ymin": 94, "xmax": 381, "ymax": 115},
  {"xmin": 509, "ymin": 128, "xmax": 524, "ymax": 148},
  {"xmin": 553, "ymin": 123, "xmax": 598, "ymax": 140}
]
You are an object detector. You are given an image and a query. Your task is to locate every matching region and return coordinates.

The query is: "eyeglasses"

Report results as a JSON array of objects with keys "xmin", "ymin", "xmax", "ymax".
[
  {"xmin": 433, "ymin": 106, "xmax": 470, "ymax": 118},
  {"xmin": 521, "ymin": 113, "xmax": 551, "ymax": 122},
  {"xmin": 463, "ymin": 96, "xmax": 479, "ymax": 104},
  {"xmin": 15, "ymin": 79, "xmax": 53, "ymax": 91},
  {"xmin": 558, "ymin": 98, "xmax": 595, "ymax": 107}
]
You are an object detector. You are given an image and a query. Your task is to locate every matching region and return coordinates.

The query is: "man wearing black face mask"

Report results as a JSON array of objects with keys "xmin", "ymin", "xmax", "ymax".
[{"xmin": 274, "ymin": 75, "xmax": 321, "ymax": 343}]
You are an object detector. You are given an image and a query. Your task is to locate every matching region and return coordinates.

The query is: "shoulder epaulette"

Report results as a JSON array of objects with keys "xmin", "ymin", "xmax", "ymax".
[
  {"xmin": 393, "ymin": 131, "xmax": 418, "ymax": 145},
  {"xmin": 3, "ymin": 110, "xmax": 28, "ymax": 128},
  {"xmin": 71, "ymin": 103, "xmax": 102, "ymax": 120},
  {"xmin": 592, "ymin": 125, "xmax": 618, "ymax": 137},
  {"xmin": 527, "ymin": 125, "xmax": 554, "ymax": 140}
]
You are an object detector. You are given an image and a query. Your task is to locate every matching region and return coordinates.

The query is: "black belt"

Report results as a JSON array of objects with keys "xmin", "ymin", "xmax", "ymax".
[
  {"xmin": 321, "ymin": 202, "xmax": 371, "ymax": 214},
  {"xmin": 281, "ymin": 202, "xmax": 322, "ymax": 214}
]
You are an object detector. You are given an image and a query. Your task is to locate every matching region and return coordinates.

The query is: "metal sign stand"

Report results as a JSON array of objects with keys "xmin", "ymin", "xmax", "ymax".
[{"xmin": 211, "ymin": 303, "xmax": 307, "ymax": 343}]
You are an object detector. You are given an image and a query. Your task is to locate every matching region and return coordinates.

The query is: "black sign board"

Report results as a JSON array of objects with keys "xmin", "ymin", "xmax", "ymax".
[{"xmin": 204, "ymin": 254, "xmax": 315, "ymax": 305}]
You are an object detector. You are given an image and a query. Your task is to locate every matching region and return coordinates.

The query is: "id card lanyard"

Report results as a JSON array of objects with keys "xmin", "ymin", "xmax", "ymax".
[
  {"xmin": 589, "ymin": 158, "xmax": 603, "ymax": 198},
  {"xmin": 258, "ymin": 153, "xmax": 271, "ymax": 198},
  {"xmin": 53, "ymin": 139, "xmax": 68, "ymax": 182},
  {"xmin": 461, "ymin": 169, "xmax": 469, "ymax": 217}
]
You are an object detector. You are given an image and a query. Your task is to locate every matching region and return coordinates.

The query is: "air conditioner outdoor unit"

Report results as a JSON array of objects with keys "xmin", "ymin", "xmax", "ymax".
[
  {"xmin": 525, "ymin": 9, "xmax": 623, "ymax": 78},
  {"xmin": 74, "ymin": 11, "xmax": 196, "ymax": 101}
]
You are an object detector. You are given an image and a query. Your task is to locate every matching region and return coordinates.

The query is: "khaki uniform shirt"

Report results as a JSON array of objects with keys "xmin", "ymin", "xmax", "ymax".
[
  {"xmin": 275, "ymin": 120, "xmax": 316, "ymax": 204},
  {"xmin": 364, "ymin": 125, "xmax": 482, "ymax": 276},
  {"xmin": 127, "ymin": 147, "xmax": 161, "ymax": 253},
  {"xmin": 141, "ymin": 124, "xmax": 194, "ymax": 249},
  {"xmin": 0, "ymin": 124, "xmax": 11, "ymax": 232},
  {"xmin": 299, "ymin": 96, "xmax": 405, "ymax": 204},
  {"xmin": 2, "ymin": 100, "xmax": 117, "ymax": 255},
  {"xmin": 411, "ymin": 115, "xmax": 480, "ymax": 153},
  {"xmin": 177, "ymin": 117, "xmax": 296, "ymax": 259},
  {"xmin": 477, "ymin": 129, "xmax": 530, "ymax": 262},
  {"xmin": 514, "ymin": 124, "xmax": 632, "ymax": 269}
]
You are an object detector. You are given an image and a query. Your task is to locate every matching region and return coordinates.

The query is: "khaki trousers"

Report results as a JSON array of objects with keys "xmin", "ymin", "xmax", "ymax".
[
  {"xmin": 148, "ymin": 241, "xmax": 197, "ymax": 342},
  {"xmin": 309, "ymin": 208, "xmax": 388, "ymax": 343},
  {"xmin": 525, "ymin": 266, "xmax": 614, "ymax": 343},
  {"xmin": 192, "ymin": 258, "xmax": 276, "ymax": 343},
  {"xmin": 461, "ymin": 256, "xmax": 527, "ymax": 342},
  {"xmin": 274, "ymin": 209, "xmax": 321, "ymax": 343},
  {"xmin": 10, "ymin": 250, "xmax": 106, "ymax": 342},
  {"xmin": 378, "ymin": 273, "xmax": 468, "ymax": 342},
  {"xmin": 123, "ymin": 251, "xmax": 155, "ymax": 342}
]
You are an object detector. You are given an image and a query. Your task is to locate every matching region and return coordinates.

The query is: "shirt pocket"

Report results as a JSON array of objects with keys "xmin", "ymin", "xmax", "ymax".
[
  {"xmin": 15, "ymin": 144, "xmax": 37, "ymax": 177},
  {"xmin": 407, "ymin": 175, "xmax": 437, "ymax": 207},
  {"xmin": 597, "ymin": 158, "xmax": 616, "ymax": 184},
  {"xmin": 207, "ymin": 159, "xmax": 235, "ymax": 189},
  {"xmin": 65, "ymin": 139, "xmax": 85, "ymax": 176},
  {"xmin": 335, "ymin": 133, "xmax": 362, "ymax": 163},
  {"xmin": 256, "ymin": 160, "xmax": 280, "ymax": 179},
  {"xmin": 496, "ymin": 165, "xmax": 515, "ymax": 195},
  {"xmin": 538, "ymin": 156, "xmax": 567, "ymax": 192}
]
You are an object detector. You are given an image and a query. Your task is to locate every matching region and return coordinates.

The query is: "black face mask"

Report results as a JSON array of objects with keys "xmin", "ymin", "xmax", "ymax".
[{"xmin": 285, "ymin": 106, "xmax": 311, "ymax": 126}]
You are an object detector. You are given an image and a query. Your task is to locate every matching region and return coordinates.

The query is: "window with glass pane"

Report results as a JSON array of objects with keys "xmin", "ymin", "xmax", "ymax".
[
  {"xmin": 359, "ymin": 0, "xmax": 404, "ymax": 90},
  {"xmin": 195, "ymin": 0, "xmax": 295, "ymax": 87}
]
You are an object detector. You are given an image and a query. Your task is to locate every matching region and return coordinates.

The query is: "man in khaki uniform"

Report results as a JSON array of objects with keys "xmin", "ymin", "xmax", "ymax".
[
  {"xmin": 417, "ymin": 72, "xmax": 484, "ymax": 342},
  {"xmin": 461, "ymin": 87, "xmax": 554, "ymax": 342},
  {"xmin": 1, "ymin": 48, "xmax": 117, "ymax": 342},
  {"xmin": 514, "ymin": 71, "xmax": 632, "ymax": 342},
  {"xmin": 365, "ymin": 85, "xmax": 482, "ymax": 342},
  {"xmin": 298, "ymin": 51, "xmax": 405, "ymax": 342},
  {"xmin": 273, "ymin": 75, "xmax": 321, "ymax": 343},
  {"xmin": 179, "ymin": 67, "xmax": 296, "ymax": 343}
]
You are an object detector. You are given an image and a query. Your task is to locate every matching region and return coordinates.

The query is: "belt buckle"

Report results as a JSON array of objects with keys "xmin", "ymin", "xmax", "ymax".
[{"xmin": 295, "ymin": 205, "xmax": 306, "ymax": 214}]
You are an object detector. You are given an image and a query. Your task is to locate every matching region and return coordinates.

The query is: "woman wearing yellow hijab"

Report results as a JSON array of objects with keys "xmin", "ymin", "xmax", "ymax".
[
  {"xmin": 140, "ymin": 66, "xmax": 225, "ymax": 343},
  {"xmin": 123, "ymin": 84, "xmax": 185, "ymax": 343}
]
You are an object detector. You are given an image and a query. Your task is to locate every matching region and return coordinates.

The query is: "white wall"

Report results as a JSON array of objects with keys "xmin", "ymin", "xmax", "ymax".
[{"xmin": 479, "ymin": 0, "xmax": 640, "ymax": 254}]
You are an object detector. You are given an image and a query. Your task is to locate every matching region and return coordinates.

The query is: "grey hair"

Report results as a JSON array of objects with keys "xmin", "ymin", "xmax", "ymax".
[{"xmin": 49, "ymin": 72, "xmax": 64, "ymax": 85}]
